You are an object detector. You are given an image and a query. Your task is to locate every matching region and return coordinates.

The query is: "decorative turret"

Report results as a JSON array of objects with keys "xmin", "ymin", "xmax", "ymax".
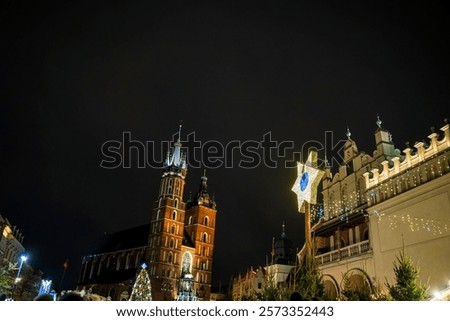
[
  {"xmin": 343, "ymin": 126, "xmax": 359, "ymax": 163},
  {"xmin": 323, "ymin": 155, "xmax": 332, "ymax": 181},
  {"xmin": 187, "ymin": 170, "xmax": 216, "ymax": 209},
  {"xmin": 373, "ymin": 114, "xmax": 395, "ymax": 160},
  {"xmin": 273, "ymin": 222, "xmax": 295, "ymax": 265}
]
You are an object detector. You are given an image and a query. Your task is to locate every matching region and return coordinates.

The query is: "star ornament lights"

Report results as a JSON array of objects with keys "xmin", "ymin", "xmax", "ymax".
[{"xmin": 291, "ymin": 151, "xmax": 324, "ymax": 213}]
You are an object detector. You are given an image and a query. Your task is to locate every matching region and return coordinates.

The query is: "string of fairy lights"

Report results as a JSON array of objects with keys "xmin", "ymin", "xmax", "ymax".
[
  {"xmin": 383, "ymin": 214, "xmax": 450, "ymax": 236},
  {"xmin": 367, "ymin": 154, "xmax": 449, "ymax": 207},
  {"xmin": 312, "ymin": 153, "xmax": 450, "ymax": 235}
]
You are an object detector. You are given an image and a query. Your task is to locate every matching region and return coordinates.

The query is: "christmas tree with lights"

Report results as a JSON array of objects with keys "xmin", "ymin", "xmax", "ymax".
[{"xmin": 129, "ymin": 264, "xmax": 152, "ymax": 301}]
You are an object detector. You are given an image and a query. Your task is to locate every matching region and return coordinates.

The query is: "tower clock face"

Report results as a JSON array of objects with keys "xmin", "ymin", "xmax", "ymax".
[{"xmin": 300, "ymin": 172, "xmax": 309, "ymax": 192}]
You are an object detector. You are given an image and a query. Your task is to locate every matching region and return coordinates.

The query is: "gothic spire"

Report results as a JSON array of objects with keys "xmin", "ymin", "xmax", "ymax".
[
  {"xmin": 187, "ymin": 171, "xmax": 216, "ymax": 209},
  {"xmin": 162, "ymin": 124, "xmax": 187, "ymax": 176}
]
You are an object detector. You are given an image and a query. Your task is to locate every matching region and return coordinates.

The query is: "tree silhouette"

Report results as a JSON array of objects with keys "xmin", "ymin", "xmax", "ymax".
[{"xmin": 386, "ymin": 247, "xmax": 427, "ymax": 301}]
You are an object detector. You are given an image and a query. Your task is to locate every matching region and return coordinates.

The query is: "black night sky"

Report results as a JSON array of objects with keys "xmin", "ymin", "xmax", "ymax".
[{"xmin": 1, "ymin": 1, "xmax": 449, "ymax": 290}]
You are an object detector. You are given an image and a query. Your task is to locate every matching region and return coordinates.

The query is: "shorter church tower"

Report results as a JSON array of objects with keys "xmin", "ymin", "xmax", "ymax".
[{"xmin": 184, "ymin": 171, "xmax": 217, "ymax": 300}]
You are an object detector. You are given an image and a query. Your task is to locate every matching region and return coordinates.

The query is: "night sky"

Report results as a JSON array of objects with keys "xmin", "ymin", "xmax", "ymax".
[{"xmin": 1, "ymin": 1, "xmax": 449, "ymax": 290}]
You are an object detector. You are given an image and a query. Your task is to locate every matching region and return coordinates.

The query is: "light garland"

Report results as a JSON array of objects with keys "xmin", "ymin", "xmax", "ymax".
[
  {"xmin": 316, "ymin": 151, "xmax": 450, "ymax": 237},
  {"xmin": 382, "ymin": 214, "xmax": 450, "ymax": 235},
  {"xmin": 129, "ymin": 263, "xmax": 152, "ymax": 301},
  {"xmin": 366, "ymin": 154, "xmax": 449, "ymax": 207},
  {"xmin": 321, "ymin": 154, "xmax": 449, "ymax": 218},
  {"xmin": 323, "ymin": 190, "xmax": 364, "ymax": 219}
]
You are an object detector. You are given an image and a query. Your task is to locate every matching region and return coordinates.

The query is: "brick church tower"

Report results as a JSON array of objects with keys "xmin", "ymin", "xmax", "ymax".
[{"xmin": 147, "ymin": 127, "xmax": 217, "ymax": 300}]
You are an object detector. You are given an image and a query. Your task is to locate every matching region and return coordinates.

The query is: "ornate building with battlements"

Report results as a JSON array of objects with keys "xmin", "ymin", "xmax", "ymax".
[{"xmin": 311, "ymin": 117, "xmax": 450, "ymax": 299}]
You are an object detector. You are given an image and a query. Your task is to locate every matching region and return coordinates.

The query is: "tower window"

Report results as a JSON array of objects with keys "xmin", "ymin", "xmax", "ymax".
[
  {"xmin": 156, "ymin": 209, "xmax": 161, "ymax": 220},
  {"xmin": 203, "ymin": 216, "xmax": 209, "ymax": 226},
  {"xmin": 169, "ymin": 238, "xmax": 174, "ymax": 248},
  {"xmin": 135, "ymin": 254, "xmax": 140, "ymax": 267},
  {"xmin": 202, "ymin": 232, "xmax": 208, "ymax": 243},
  {"xmin": 171, "ymin": 224, "xmax": 176, "ymax": 234},
  {"xmin": 188, "ymin": 216, "xmax": 193, "ymax": 225},
  {"xmin": 150, "ymin": 250, "xmax": 155, "ymax": 262},
  {"xmin": 172, "ymin": 211, "xmax": 177, "ymax": 220},
  {"xmin": 174, "ymin": 199, "xmax": 179, "ymax": 208},
  {"xmin": 175, "ymin": 180, "xmax": 180, "ymax": 195}
]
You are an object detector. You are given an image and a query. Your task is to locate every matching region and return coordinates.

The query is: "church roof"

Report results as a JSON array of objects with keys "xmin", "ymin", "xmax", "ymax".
[
  {"xmin": 78, "ymin": 267, "xmax": 138, "ymax": 286},
  {"xmin": 90, "ymin": 224, "xmax": 150, "ymax": 255}
]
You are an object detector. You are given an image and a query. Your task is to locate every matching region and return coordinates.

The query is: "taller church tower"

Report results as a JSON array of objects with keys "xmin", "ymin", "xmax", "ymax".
[{"xmin": 147, "ymin": 126, "xmax": 188, "ymax": 300}]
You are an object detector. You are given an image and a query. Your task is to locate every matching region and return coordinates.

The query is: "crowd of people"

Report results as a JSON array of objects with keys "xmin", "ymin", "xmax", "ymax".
[{"xmin": 0, "ymin": 291, "xmax": 86, "ymax": 301}]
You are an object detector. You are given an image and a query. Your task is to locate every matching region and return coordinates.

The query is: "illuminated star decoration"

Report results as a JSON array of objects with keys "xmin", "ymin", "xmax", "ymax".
[
  {"xmin": 141, "ymin": 263, "xmax": 147, "ymax": 269},
  {"xmin": 291, "ymin": 151, "xmax": 324, "ymax": 213}
]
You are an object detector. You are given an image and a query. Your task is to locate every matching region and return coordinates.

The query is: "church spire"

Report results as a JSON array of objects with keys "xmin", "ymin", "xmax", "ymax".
[
  {"xmin": 200, "ymin": 169, "xmax": 207, "ymax": 189},
  {"xmin": 177, "ymin": 121, "xmax": 182, "ymax": 143},
  {"xmin": 163, "ymin": 124, "xmax": 187, "ymax": 176}
]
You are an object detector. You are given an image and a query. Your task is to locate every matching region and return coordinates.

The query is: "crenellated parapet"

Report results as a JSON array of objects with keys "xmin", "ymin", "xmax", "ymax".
[{"xmin": 363, "ymin": 121, "xmax": 450, "ymax": 206}]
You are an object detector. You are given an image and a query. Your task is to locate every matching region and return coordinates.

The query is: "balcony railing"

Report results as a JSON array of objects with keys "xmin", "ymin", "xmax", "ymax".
[{"xmin": 315, "ymin": 240, "xmax": 371, "ymax": 265}]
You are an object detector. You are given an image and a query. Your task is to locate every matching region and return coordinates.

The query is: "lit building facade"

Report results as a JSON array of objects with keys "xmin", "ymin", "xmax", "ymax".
[
  {"xmin": 78, "ymin": 132, "xmax": 218, "ymax": 301},
  {"xmin": 312, "ymin": 117, "xmax": 450, "ymax": 299},
  {"xmin": 231, "ymin": 224, "xmax": 296, "ymax": 300},
  {"xmin": 231, "ymin": 266, "xmax": 265, "ymax": 301},
  {"xmin": 0, "ymin": 213, "xmax": 25, "ymax": 265}
]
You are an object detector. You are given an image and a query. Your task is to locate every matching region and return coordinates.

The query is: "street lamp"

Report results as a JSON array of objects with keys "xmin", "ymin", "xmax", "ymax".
[{"xmin": 15, "ymin": 254, "xmax": 28, "ymax": 283}]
